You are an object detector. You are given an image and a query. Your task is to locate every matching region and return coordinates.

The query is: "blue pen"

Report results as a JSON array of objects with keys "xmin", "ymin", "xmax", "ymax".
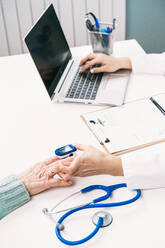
[
  {"xmin": 106, "ymin": 26, "xmax": 112, "ymax": 33},
  {"xmin": 101, "ymin": 28, "xmax": 109, "ymax": 47},
  {"xmin": 95, "ymin": 17, "xmax": 100, "ymax": 30}
]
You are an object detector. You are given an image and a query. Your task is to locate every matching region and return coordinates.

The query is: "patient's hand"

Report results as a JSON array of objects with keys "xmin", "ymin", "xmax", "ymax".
[
  {"xmin": 58, "ymin": 144, "xmax": 123, "ymax": 180},
  {"xmin": 80, "ymin": 53, "xmax": 132, "ymax": 74},
  {"xmin": 19, "ymin": 156, "xmax": 72, "ymax": 196}
]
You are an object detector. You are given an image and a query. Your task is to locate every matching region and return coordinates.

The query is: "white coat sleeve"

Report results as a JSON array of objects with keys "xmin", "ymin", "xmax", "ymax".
[
  {"xmin": 121, "ymin": 143, "xmax": 165, "ymax": 189},
  {"xmin": 130, "ymin": 52, "xmax": 165, "ymax": 75}
]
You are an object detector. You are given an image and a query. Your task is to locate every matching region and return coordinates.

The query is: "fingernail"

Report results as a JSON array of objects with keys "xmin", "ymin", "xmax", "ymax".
[{"xmin": 90, "ymin": 69, "xmax": 94, "ymax": 73}]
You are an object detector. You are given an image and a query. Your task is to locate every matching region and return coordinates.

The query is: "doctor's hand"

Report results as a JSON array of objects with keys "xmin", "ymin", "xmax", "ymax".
[
  {"xmin": 19, "ymin": 156, "xmax": 72, "ymax": 196},
  {"xmin": 59, "ymin": 144, "xmax": 123, "ymax": 180},
  {"xmin": 80, "ymin": 53, "xmax": 132, "ymax": 73}
]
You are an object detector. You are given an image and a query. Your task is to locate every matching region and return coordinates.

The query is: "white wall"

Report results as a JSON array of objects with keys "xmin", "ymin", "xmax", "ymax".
[{"xmin": 0, "ymin": 0, "xmax": 126, "ymax": 56}]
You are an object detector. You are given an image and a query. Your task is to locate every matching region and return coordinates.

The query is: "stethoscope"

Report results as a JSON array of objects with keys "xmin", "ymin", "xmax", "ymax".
[{"xmin": 43, "ymin": 183, "xmax": 141, "ymax": 246}]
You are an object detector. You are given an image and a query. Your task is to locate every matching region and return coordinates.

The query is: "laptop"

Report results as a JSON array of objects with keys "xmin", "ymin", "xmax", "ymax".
[{"xmin": 25, "ymin": 4, "xmax": 130, "ymax": 106}]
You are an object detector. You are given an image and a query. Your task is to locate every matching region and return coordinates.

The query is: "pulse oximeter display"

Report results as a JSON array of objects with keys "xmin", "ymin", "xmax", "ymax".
[
  {"xmin": 55, "ymin": 144, "xmax": 77, "ymax": 158},
  {"xmin": 58, "ymin": 146, "xmax": 73, "ymax": 153}
]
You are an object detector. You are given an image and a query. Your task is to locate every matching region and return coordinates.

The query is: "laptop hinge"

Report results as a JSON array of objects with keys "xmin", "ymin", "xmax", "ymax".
[{"xmin": 54, "ymin": 59, "xmax": 74, "ymax": 97}]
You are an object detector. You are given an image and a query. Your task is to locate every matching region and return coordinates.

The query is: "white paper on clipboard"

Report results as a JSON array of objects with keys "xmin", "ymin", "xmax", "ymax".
[{"xmin": 81, "ymin": 95, "xmax": 165, "ymax": 154}]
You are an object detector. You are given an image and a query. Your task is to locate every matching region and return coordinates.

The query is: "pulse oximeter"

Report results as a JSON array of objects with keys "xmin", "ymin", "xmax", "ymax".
[{"xmin": 55, "ymin": 144, "xmax": 77, "ymax": 159}]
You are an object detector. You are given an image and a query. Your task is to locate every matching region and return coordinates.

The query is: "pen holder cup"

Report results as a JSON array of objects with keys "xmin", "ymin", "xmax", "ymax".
[{"xmin": 88, "ymin": 22, "xmax": 116, "ymax": 55}]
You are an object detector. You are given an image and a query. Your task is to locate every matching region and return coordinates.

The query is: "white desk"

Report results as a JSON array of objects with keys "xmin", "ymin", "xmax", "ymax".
[{"xmin": 1, "ymin": 40, "xmax": 165, "ymax": 248}]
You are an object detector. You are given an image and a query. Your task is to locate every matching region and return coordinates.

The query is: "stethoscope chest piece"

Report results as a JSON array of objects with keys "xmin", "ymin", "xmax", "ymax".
[{"xmin": 92, "ymin": 211, "xmax": 113, "ymax": 227}]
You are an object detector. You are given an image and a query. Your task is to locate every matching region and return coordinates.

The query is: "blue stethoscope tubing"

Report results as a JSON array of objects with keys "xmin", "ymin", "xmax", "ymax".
[{"xmin": 55, "ymin": 183, "xmax": 141, "ymax": 246}]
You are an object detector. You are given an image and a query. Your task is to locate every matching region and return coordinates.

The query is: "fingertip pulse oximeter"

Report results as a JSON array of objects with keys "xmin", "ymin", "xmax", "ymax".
[{"xmin": 55, "ymin": 144, "xmax": 77, "ymax": 159}]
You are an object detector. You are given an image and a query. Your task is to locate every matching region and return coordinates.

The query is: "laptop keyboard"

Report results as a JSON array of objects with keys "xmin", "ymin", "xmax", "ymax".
[{"xmin": 66, "ymin": 66, "xmax": 103, "ymax": 100}]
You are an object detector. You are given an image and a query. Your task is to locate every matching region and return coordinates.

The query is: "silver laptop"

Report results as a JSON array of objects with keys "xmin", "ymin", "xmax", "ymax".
[{"xmin": 25, "ymin": 4, "xmax": 130, "ymax": 106}]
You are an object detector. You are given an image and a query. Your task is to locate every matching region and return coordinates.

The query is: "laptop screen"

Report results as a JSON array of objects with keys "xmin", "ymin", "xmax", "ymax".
[{"xmin": 25, "ymin": 4, "xmax": 72, "ymax": 97}]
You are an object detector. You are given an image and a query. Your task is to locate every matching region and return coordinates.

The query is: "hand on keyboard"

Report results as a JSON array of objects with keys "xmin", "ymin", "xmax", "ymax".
[
  {"xmin": 81, "ymin": 64, "xmax": 102, "ymax": 82},
  {"xmin": 66, "ymin": 66, "xmax": 103, "ymax": 100}
]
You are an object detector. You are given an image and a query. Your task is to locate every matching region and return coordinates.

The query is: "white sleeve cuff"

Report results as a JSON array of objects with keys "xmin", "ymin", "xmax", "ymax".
[
  {"xmin": 121, "ymin": 143, "xmax": 165, "ymax": 189},
  {"xmin": 130, "ymin": 53, "xmax": 165, "ymax": 75}
]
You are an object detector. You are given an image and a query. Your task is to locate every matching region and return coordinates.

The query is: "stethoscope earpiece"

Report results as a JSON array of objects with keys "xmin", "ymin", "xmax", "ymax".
[
  {"xmin": 85, "ymin": 12, "xmax": 100, "ymax": 31},
  {"xmin": 42, "ymin": 208, "xmax": 49, "ymax": 215},
  {"xmin": 42, "ymin": 208, "xmax": 64, "ymax": 231},
  {"xmin": 85, "ymin": 19, "xmax": 95, "ymax": 31}
]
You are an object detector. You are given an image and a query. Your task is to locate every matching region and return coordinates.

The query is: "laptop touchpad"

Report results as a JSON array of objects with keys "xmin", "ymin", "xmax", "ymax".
[{"xmin": 97, "ymin": 75, "xmax": 129, "ymax": 105}]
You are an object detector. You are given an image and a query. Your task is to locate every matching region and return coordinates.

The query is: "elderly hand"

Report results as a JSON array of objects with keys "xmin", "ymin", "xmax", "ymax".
[
  {"xmin": 80, "ymin": 53, "xmax": 132, "ymax": 74},
  {"xmin": 19, "ymin": 156, "xmax": 72, "ymax": 196},
  {"xmin": 59, "ymin": 144, "xmax": 123, "ymax": 180}
]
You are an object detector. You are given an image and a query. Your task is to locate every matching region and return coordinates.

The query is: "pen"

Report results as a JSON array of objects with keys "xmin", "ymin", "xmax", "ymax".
[
  {"xmin": 106, "ymin": 26, "xmax": 112, "ymax": 33},
  {"xmin": 101, "ymin": 28, "xmax": 109, "ymax": 47},
  {"xmin": 150, "ymin": 97, "xmax": 165, "ymax": 116},
  {"xmin": 113, "ymin": 18, "xmax": 116, "ymax": 30},
  {"xmin": 95, "ymin": 17, "xmax": 100, "ymax": 30}
]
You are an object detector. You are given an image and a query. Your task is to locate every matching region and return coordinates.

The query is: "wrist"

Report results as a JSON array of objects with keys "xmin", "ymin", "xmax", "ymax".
[
  {"xmin": 102, "ymin": 154, "xmax": 124, "ymax": 176},
  {"xmin": 119, "ymin": 57, "xmax": 132, "ymax": 70},
  {"xmin": 19, "ymin": 174, "xmax": 31, "ymax": 195}
]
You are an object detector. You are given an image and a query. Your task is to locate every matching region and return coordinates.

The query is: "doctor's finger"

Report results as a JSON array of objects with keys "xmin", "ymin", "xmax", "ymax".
[
  {"xmin": 62, "ymin": 156, "xmax": 74, "ymax": 163},
  {"xmin": 43, "ymin": 163, "xmax": 62, "ymax": 177},
  {"xmin": 90, "ymin": 66, "xmax": 106, "ymax": 74},
  {"xmin": 74, "ymin": 144, "xmax": 90, "ymax": 151},
  {"xmin": 56, "ymin": 162, "xmax": 73, "ymax": 179},
  {"xmin": 81, "ymin": 59, "xmax": 98, "ymax": 72},
  {"xmin": 58, "ymin": 173, "xmax": 72, "ymax": 181},
  {"xmin": 47, "ymin": 159, "xmax": 73, "ymax": 174},
  {"xmin": 79, "ymin": 53, "xmax": 96, "ymax": 66},
  {"xmin": 43, "ymin": 156, "xmax": 60, "ymax": 166},
  {"xmin": 58, "ymin": 167, "xmax": 74, "ymax": 181}
]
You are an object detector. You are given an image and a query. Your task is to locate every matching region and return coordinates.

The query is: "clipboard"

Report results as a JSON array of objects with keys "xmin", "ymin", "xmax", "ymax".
[{"xmin": 81, "ymin": 94, "xmax": 165, "ymax": 155}]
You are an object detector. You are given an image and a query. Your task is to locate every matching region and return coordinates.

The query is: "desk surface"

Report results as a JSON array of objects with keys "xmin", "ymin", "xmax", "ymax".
[{"xmin": 1, "ymin": 40, "xmax": 165, "ymax": 248}]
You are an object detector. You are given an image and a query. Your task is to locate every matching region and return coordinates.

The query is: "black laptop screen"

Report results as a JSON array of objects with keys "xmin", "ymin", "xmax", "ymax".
[{"xmin": 25, "ymin": 4, "xmax": 72, "ymax": 97}]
